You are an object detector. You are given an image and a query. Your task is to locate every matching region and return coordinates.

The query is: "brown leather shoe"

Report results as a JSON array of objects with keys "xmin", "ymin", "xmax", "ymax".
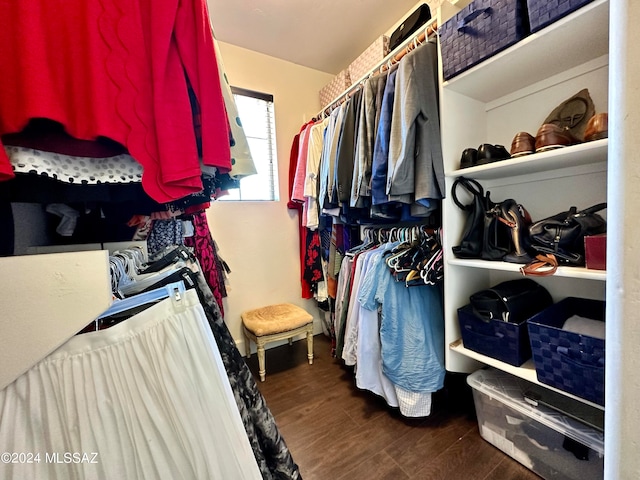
[
  {"xmin": 584, "ymin": 113, "xmax": 608, "ymax": 141},
  {"xmin": 535, "ymin": 124, "xmax": 580, "ymax": 152},
  {"xmin": 510, "ymin": 132, "xmax": 535, "ymax": 157}
]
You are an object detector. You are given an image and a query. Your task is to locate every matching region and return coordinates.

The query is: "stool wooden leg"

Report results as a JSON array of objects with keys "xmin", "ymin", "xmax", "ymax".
[
  {"xmin": 243, "ymin": 329, "xmax": 251, "ymax": 358},
  {"xmin": 306, "ymin": 325, "xmax": 314, "ymax": 365},
  {"xmin": 288, "ymin": 337, "xmax": 293, "ymax": 346},
  {"xmin": 256, "ymin": 339, "xmax": 266, "ymax": 382}
]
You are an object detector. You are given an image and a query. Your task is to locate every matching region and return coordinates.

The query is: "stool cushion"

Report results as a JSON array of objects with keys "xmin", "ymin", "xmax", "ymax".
[{"xmin": 242, "ymin": 303, "xmax": 313, "ymax": 336}]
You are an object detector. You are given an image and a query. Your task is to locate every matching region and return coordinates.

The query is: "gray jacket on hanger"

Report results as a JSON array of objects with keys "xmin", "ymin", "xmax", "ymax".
[{"xmin": 386, "ymin": 41, "xmax": 445, "ymax": 205}]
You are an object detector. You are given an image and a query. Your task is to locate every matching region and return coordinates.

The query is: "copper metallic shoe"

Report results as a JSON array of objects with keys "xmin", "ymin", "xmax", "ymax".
[
  {"xmin": 510, "ymin": 132, "xmax": 535, "ymax": 157},
  {"xmin": 500, "ymin": 199, "xmax": 534, "ymax": 264},
  {"xmin": 584, "ymin": 113, "xmax": 608, "ymax": 142},
  {"xmin": 534, "ymin": 124, "xmax": 580, "ymax": 152}
]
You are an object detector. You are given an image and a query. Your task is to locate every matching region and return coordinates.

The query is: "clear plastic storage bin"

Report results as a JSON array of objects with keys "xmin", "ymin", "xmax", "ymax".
[{"xmin": 467, "ymin": 368, "xmax": 604, "ymax": 480}]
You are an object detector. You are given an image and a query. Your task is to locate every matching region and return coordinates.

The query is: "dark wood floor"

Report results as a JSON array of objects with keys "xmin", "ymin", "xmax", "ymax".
[{"xmin": 245, "ymin": 334, "xmax": 541, "ymax": 480}]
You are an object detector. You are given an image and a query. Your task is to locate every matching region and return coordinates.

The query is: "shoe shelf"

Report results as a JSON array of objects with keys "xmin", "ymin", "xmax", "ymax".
[
  {"xmin": 445, "ymin": 138, "xmax": 608, "ymax": 180},
  {"xmin": 449, "ymin": 339, "xmax": 605, "ymax": 410},
  {"xmin": 440, "ymin": 0, "xmax": 609, "ymax": 394},
  {"xmin": 441, "ymin": 0, "xmax": 609, "ymax": 103}
]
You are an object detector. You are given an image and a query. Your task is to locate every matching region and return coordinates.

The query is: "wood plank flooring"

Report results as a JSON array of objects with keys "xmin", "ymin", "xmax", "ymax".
[{"xmin": 244, "ymin": 334, "xmax": 541, "ymax": 480}]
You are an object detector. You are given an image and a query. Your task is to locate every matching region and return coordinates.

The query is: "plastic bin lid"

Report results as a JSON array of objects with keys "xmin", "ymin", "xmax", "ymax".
[{"xmin": 467, "ymin": 368, "xmax": 604, "ymax": 454}]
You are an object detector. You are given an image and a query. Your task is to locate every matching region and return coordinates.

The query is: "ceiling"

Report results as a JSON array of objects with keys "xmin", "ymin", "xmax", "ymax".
[{"xmin": 207, "ymin": 0, "xmax": 431, "ymax": 75}]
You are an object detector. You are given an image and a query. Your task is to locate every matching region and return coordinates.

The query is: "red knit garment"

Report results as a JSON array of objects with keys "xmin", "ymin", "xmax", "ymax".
[{"xmin": 0, "ymin": 0, "xmax": 230, "ymax": 203}]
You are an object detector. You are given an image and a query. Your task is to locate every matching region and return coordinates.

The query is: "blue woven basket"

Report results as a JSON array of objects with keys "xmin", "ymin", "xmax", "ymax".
[
  {"xmin": 441, "ymin": 0, "xmax": 530, "ymax": 80},
  {"xmin": 527, "ymin": 297, "xmax": 605, "ymax": 406},
  {"xmin": 527, "ymin": 0, "xmax": 594, "ymax": 33},
  {"xmin": 458, "ymin": 304, "xmax": 532, "ymax": 366}
]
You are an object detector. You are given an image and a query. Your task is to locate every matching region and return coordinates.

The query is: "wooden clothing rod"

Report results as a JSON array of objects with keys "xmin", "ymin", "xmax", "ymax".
[{"xmin": 316, "ymin": 18, "xmax": 439, "ymax": 119}]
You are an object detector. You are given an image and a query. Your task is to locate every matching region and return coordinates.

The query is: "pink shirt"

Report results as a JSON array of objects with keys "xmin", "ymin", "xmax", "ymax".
[{"xmin": 291, "ymin": 122, "xmax": 314, "ymax": 203}]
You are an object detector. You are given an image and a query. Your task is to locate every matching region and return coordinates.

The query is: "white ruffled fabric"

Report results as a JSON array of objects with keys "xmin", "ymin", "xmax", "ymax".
[
  {"xmin": 4, "ymin": 145, "xmax": 143, "ymax": 184},
  {"xmin": 0, "ymin": 289, "xmax": 261, "ymax": 480}
]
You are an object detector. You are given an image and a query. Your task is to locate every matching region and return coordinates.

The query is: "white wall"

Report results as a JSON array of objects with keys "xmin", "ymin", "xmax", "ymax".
[{"xmin": 207, "ymin": 42, "xmax": 333, "ymax": 351}]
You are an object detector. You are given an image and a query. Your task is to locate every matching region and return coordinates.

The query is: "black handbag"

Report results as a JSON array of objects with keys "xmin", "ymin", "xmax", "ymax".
[
  {"xmin": 528, "ymin": 203, "xmax": 607, "ymax": 265},
  {"xmin": 470, "ymin": 279, "xmax": 553, "ymax": 323},
  {"xmin": 389, "ymin": 4, "xmax": 432, "ymax": 52},
  {"xmin": 482, "ymin": 200, "xmax": 513, "ymax": 261},
  {"xmin": 451, "ymin": 177, "xmax": 511, "ymax": 260}
]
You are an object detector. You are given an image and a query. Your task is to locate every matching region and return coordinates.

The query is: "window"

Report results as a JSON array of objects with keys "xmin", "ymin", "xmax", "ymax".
[{"xmin": 221, "ymin": 87, "xmax": 279, "ymax": 201}]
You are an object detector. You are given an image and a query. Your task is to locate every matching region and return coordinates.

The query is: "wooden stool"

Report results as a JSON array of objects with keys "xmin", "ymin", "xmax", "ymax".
[{"xmin": 242, "ymin": 303, "xmax": 314, "ymax": 381}]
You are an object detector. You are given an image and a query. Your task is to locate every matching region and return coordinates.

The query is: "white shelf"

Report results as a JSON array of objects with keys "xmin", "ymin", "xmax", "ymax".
[
  {"xmin": 448, "ymin": 258, "xmax": 606, "ymax": 281},
  {"xmin": 440, "ymin": 0, "xmax": 609, "ymax": 416},
  {"xmin": 0, "ymin": 251, "xmax": 113, "ymax": 390},
  {"xmin": 446, "ymin": 139, "xmax": 608, "ymax": 180},
  {"xmin": 442, "ymin": 0, "xmax": 609, "ymax": 102},
  {"xmin": 450, "ymin": 339, "xmax": 605, "ymax": 411}
]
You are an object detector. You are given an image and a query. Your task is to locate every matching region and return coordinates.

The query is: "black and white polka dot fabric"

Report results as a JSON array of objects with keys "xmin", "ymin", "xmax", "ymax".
[{"xmin": 5, "ymin": 145, "xmax": 143, "ymax": 184}]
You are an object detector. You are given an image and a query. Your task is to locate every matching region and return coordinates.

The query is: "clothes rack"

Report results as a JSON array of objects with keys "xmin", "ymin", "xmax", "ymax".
[
  {"xmin": 316, "ymin": 18, "xmax": 439, "ymax": 119},
  {"xmin": 360, "ymin": 224, "xmax": 440, "ymax": 245},
  {"xmin": 334, "ymin": 220, "xmax": 445, "ymax": 417}
]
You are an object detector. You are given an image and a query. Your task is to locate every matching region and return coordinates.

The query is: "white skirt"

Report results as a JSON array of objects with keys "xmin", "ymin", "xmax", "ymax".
[{"xmin": 0, "ymin": 289, "xmax": 261, "ymax": 480}]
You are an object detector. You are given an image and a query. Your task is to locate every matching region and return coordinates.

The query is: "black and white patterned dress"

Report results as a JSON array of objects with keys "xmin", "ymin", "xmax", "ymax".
[{"xmin": 193, "ymin": 269, "xmax": 302, "ymax": 480}]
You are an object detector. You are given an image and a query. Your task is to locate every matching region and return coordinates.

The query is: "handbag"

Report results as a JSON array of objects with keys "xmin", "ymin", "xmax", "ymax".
[
  {"xmin": 389, "ymin": 4, "xmax": 432, "ymax": 52},
  {"xmin": 470, "ymin": 279, "xmax": 553, "ymax": 323},
  {"xmin": 451, "ymin": 177, "xmax": 511, "ymax": 260},
  {"xmin": 528, "ymin": 203, "xmax": 607, "ymax": 265},
  {"xmin": 521, "ymin": 202, "xmax": 606, "ymax": 276}
]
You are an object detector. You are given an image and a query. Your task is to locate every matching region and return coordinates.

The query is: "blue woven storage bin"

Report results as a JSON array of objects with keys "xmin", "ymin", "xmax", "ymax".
[
  {"xmin": 441, "ymin": 0, "xmax": 529, "ymax": 80},
  {"xmin": 527, "ymin": 297, "xmax": 605, "ymax": 406},
  {"xmin": 458, "ymin": 304, "xmax": 532, "ymax": 366},
  {"xmin": 527, "ymin": 0, "xmax": 594, "ymax": 33}
]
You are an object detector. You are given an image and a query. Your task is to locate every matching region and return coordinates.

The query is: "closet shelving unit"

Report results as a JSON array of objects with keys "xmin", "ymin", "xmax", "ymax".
[{"xmin": 440, "ymin": 0, "xmax": 609, "ymax": 411}]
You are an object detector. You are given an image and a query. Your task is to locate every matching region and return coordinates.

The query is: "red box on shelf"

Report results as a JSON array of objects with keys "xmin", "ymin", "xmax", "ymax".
[{"xmin": 585, "ymin": 233, "xmax": 606, "ymax": 270}]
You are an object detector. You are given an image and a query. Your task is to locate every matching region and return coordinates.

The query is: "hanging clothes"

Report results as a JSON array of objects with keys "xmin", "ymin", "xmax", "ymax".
[
  {"xmin": 4, "ymin": 144, "xmax": 143, "ymax": 185},
  {"xmin": 183, "ymin": 211, "xmax": 229, "ymax": 316},
  {"xmin": 387, "ymin": 42, "xmax": 444, "ymax": 209},
  {"xmin": 0, "ymin": 288, "xmax": 263, "ymax": 480},
  {"xmin": 131, "ymin": 248, "xmax": 301, "ymax": 479},
  {"xmin": 371, "ymin": 66, "xmax": 399, "ymax": 209},
  {"xmin": 147, "ymin": 218, "xmax": 185, "ymax": 257},
  {"xmin": 14, "ymin": 246, "xmax": 302, "ymax": 479},
  {"xmin": 303, "ymin": 230, "xmax": 324, "ymax": 298},
  {"xmin": 318, "ymin": 104, "xmax": 346, "ymax": 212},
  {"xmin": 287, "ymin": 125, "xmax": 314, "ymax": 300},
  {"xmin": 352, "ymin": 246, "xmax": 400, "ymax": 408},
  {"xmin": 0, "ymin": 0, "xmax": 230, "ymax": 203},
  {"xmin": 191, "ymin": 260, "xmax": 302, "ymax": 480},
  {"xmin": 335, "ymin": 90, "xmax": 362, "ymax": 205},
  {"xmin": 358, "ymin": 242, "xmax": 445, "ymax": 417},
  {"xmin": 291, "ymin": 122, "xmax": 314, "ymax": 205},
  {"xmin": 351, "ymin": 73, "xmax": 387, "ymax": 209},
  {"xmin": 331, "ymin": 227, "xmax": 445, "ymax": 417},
  {"xmin": 211, "ymin": 31, "xmax": 256, "ymax": 180},
  {"xmin": 304, "ymin": 118, "xmax": 329, "ymax": 230},
  {"xmin": 333, "ymin": 253, "xmax": 355, "ymax": 358},
  {"xmin": 304, "ymin": 40, "xmax": 444, "ymax": 225}
]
